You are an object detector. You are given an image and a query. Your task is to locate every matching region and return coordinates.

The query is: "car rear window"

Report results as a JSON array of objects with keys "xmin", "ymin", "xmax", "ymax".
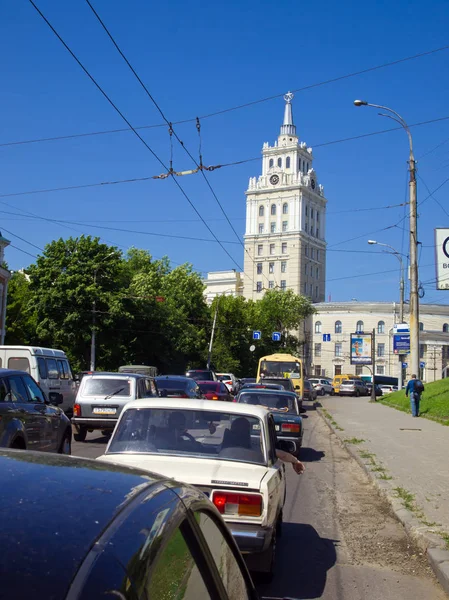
[
  {"xmin": 8, "ymin": 357, "xmax": 30, "ymax": 373},
  {"xmin": 198, "ymin": 382, "xmax": 220, "ymax": 393},
  {"xmin": 239, "ymin": 392, "xmax": 295, "ymax": 412},
  {"xmin": 156, "ymin": 379, "xmax": 189, "ymax": 391},
  {"xmin": 187, "ymin": 371, "xmax": 214, "ymax": 381},
  {"xmin": 83, "ymin": 378, "xmax": 131, "ymax": 397}
]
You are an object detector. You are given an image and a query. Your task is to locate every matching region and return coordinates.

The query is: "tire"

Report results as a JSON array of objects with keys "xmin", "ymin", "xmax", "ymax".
[
  {"xmin": 258, "ymin": 535, "xmax": 277, "ymax": 584},
  {"xmin": 58, "ymin": 429, "xmax": 72, "ymax": 455},
  {"xmin": 74, "ymin": 426, "xmax": 87, "ymax": 442},
  {"xmin": 355, "ymin": 390, "xmax": 360, "ymax": 398},
  {"xmin": 10, "ymin": 438, "xmax": 26, "ymax": 450},
  {"xmin": 330, "ymin": 389, "xmax": 335, "ymax": 396},
  {"xmin": 320, "ymin": 388, "xmax": 325, "ymax": 396}
]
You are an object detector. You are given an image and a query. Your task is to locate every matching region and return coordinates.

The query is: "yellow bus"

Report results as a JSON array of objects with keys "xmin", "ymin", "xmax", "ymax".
[{"xmin": 257, "ymin": 353, "xmax": 304, "ymax": 397}]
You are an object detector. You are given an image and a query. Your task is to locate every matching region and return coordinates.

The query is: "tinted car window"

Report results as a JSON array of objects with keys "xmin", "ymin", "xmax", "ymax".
[
  {"xmin": 37, "ymin": 357, "xmax": 48, "ymax": 379},
  {"xmin": 8, "ymin": 357, "xmax": 30, "ymax": 373},
  {"xmin": 198, "ymin": 382, "xmax": 220, "ymax": 393},
  {"xmin": 0, "ymin": 378, "xmax": 9, "ymax": 402},
  {"xmin": 187, "ymin": 370, "xmax": 214, "ymax": 381},
  {"xmin": 156, "ymin": 378, "xmax": 189, "ymax": 391},
  {"xmin": 197, "ymin": 512, "xmax": 250, "ymax": 599},
  {"xmin": 46, "ymin": 358, "xmax": 59, "ymax": 379},
  {"xmin": 239, "ymin": 392, "xmax": 295, "ymax": 412},
  {"xmin": 23, "ymin": 375, "xmax": 45, "ymax": 403},
  {"xmin": 83, "ymin": 378, "xmax": 131, "ymax": 397},
  {"xmin": 9, "ymin": 376, "xmax": 30, "ymax": 402}
]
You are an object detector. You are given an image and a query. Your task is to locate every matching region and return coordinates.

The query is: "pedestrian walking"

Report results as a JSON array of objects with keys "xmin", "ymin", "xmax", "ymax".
[{"xmin": 405, "ymin": 374, "xmax": 425, "ymax": 417}]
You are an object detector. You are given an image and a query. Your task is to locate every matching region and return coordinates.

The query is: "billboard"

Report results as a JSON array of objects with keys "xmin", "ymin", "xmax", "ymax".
[
  {"xmin": 393, "ymin": 334, "xmax": 410, "ymax": 354},
  {"xmin": 435, "ymin": 228, "xmax": 449, "ymax": 290},
  {"xmin": 350, "ymin": 333, "xmax": 372, "ymax": 365}
]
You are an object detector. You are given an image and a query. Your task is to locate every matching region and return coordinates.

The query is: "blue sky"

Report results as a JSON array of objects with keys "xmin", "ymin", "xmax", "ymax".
[{"xmin": 1, "ymin": 0, "xmax": 449, "ymax": 304}]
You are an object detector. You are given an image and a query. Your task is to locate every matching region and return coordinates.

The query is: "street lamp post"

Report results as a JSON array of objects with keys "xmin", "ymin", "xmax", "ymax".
[
  {"xmin": 354, "ymin": 100, "xmax": 419, "ymax": 377},
  {"xmin": 90, "ymin": 251, "xmax": 116, "ymax": 371},
  {"xmin": 368, "ymin": 240, "xmax": 405, "ymax": 389}
]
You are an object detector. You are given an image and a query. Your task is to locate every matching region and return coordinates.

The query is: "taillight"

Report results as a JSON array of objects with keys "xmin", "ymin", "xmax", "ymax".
[
  {"xmin": 212, "ymin": 492, "xmax": 262, "ymax": 516},
  {"xmin": 211, "ymin": 395, "xmax": 219, "ymax": 400},
  {"xmin": 281, "ymin": 423, "xmax": 300, "ymax": 433},
  {"xmin": 73, "ymin": 403, "xmax": 81, "ymax": 417}
]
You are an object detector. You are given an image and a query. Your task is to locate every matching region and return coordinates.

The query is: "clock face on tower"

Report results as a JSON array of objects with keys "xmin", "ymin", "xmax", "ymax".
[
  {"xmin": 311, "ymin": 178, "xmax": 316, "ymax": 190},
  {"xmin": 270, "ymin": 174, "xmax": 280, "ymax": 185}
]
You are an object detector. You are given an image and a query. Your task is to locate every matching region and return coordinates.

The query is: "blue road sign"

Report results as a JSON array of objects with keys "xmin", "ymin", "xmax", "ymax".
[
  {"xmin": 253, "ymin": 330, "xmax": 261, "ymax": 340},
  {"xmin": 402, "ymin": 362, "xmax": 408, "ymax": 368},
  {"xmin": 420, "ymin": 361, "xmax": 426, "ymax": 368},
  {"xmin": 323, "ymin": 334, "xmax": 331, "ymax": 342},
  {"xmin": 272, "ymin": 332, "xmax": 281, "ymax": 342},
  {"xmin": 393, "ymin": 334, "xmax": 410, "ymax": 354}
]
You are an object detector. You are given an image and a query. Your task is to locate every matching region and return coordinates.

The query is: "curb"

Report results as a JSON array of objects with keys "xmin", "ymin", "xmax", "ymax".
[{"xmin": 317, "ymin": 407, "xmax": 449, "ymax": 597}]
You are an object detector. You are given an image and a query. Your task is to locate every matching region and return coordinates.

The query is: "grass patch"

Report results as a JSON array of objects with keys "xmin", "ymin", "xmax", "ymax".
[
  {"xmin": 371, "ymin": 465, "xmax": 386, "ymax": 473},
  {"xmin": 380, "ymin": 378, "xmax": 449, "ymax": 425},
  {"xmin": 322, "ymin": 409, "xmax": 344, "ymax": 431},
  {"xmin": 394, "ymin": 486, "xmax": 417, "ymax": 512},
  {"xmin": 344, "ymin": 437, "xmax": 365, "ymax": 445},
  {"xmin": 359, "ymin": 451, "xmax": 375, "ymax": 459},
  {"xmin": 378, "ymin": 473, "xmax": 393, "ymax": 480},
  {"xmin": 440, "ymin": 533, "xmax": 449, "ymax": 550}
]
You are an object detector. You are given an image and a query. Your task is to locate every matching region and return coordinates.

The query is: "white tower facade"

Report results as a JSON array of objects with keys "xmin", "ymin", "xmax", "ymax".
[{"xmin": 243, "ymin": 93, "xmax": 327, "ymax": 301}]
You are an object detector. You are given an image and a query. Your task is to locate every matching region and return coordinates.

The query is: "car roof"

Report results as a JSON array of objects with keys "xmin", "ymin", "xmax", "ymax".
[
  {"xmin": 239, "ymin": 388, "xmax": 296, "ymax": 397},
  {"xmin": 82, "ymin": 372, "xmax": 149, "ymax": 380},
  {"xmin": 156, "ymin": 375, "xmax": 192, "ymax": 381},
  {"xmin": 0, "ymin": 369, "xmax": 35, "ymax": 376},
  {"xmin": 0, "ymin": 450, "xmax": 170, "ymax": 599},
  {"xmin": 123, "ymin": 397, "xmax": 270, "ymax": 418}
]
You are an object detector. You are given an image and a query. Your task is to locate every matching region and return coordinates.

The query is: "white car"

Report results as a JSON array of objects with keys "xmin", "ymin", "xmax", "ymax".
[
  {"xmin": 379, "ymin": 385, "xmax": 399, "ymax": 395},
  {"xmin": 98, "ymin": 398, "xmax": 286, "ymax": 581},
  {"xmin": 308, "ymin": 378, "xmax": 334, "ymax": 396},
  {"xmin": 216, "ymin": 372, "xmax": 238, "ymax": 394}
]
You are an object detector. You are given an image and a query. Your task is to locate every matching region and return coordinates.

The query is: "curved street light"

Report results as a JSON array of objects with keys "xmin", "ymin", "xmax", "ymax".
[{"xmin": 355, "ymin": 100, "xmax": 419, "ymax": 377}]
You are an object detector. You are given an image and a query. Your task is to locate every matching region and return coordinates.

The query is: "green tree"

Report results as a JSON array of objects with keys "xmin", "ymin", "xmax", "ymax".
[{"xmin": 5, "ymin": 271, "xmax": 37, "ymax": 344}]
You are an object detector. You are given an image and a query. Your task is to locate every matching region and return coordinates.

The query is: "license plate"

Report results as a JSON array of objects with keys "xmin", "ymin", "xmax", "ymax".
[
  {"xmin": 93, "ymin": 407, "xmax": 117, "ymax": 415},
  {"xmin": 275, "ymin": 425, "xmax": 280, "ymax": 431}
]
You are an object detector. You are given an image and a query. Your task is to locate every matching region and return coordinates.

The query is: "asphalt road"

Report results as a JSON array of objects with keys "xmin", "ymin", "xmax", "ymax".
[{"xmin": 72, "ymin": 404, "xmax": 445, "ymax": 600}]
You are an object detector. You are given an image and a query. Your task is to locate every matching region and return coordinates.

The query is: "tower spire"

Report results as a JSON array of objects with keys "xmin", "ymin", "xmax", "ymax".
[{"xmin": 280, "ymin": 91, "xmax": 296, "ymax": 136}]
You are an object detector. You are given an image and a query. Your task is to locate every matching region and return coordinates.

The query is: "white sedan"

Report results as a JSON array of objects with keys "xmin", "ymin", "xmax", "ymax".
[{"xmin": 98, "ymin": 398, "xmax": 286, "ymax": 581}]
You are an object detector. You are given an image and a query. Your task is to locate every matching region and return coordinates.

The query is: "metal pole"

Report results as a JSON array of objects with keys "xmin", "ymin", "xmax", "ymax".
[
  {"xmin": 207, "ymin": 300, "xmax": 219, "ymax": 370},
  {"xmin": 90, "ymin": 270, "xmax": 97, "ymax": 372},
  {"xmin": 371, "ymin": 328, "xmax": 376, "ymax": 402}
]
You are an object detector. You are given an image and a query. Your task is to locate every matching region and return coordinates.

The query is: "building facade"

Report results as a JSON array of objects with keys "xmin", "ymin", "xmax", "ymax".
[
  {"xmin": 0, "ymin": 233, "xmax": 11, "ymax": 344},
  {"xmin": 203, "ymin": 270, "xmax": 244, "ymax": 305},
  {"xmin": 309, "ymin": 302, "xmax": 449, "ymax": 383},
  {"xmin": 243, "ymin": 92, "xmax": 327, "ymax": 301}
]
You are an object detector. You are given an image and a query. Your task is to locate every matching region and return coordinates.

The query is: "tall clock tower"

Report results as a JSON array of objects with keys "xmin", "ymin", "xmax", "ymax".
[{"xmin": 243, "ymin": 92, "xmax": 327, "ymax": 301}]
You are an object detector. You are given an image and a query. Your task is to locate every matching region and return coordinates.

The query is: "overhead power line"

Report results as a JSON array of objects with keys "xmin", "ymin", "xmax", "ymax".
[
  {"xmin": 28, "ymin": 0, "xmax": 245, "ymax": 275},
  {"xmin": 2, "ymin": 43, "xmax": 449, "ymax": 149}
]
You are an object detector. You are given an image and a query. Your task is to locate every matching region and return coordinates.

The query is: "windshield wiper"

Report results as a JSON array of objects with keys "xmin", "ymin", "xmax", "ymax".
[{"xmin": 104, "ymin": 387, "xmax": 125, "ymax": 400}]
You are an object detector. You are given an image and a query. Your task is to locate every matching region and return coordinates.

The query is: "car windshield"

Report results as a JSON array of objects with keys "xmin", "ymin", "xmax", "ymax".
[
  {"xmin": 260, "ymin": 360, "xmax": 300, "ymax": 377},
  {"xmin": 187, "ymin": 371, "xmax": 213, "ymax": 381},
  {"xmin": 107, "ymin": 408, "xmax": 267, "ymax": 466},
  {"xmin": 83, "ymin": 378, "xmax": 131, "ymax": 397},
  {"xmin": 198, "ymin": 382, "xmax": 220, "ymax": 393},
  {"xmin": 238, "ymin": 392, "xmax": 296, "ymax": 413},
  {"xmin": 156, "ymin": 379, "xmax": 189, "ymax": 391}
]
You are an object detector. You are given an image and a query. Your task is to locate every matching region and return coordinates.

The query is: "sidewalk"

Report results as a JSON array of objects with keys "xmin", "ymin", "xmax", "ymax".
[{"xmin": 321, "ymin": 396, "xmax": 449, "ymax": 536}]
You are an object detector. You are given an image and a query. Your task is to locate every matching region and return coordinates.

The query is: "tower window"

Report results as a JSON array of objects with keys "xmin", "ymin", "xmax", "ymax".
[
  {"xmin": 277, "ymin": 158, "xmax": 282, "ymax": 168},
  {"xmin": 270, "ymin": 243, "xmax": 275, "ymax": 255},
  {"xmin": 286, "ymin": 157, "xmax": 291, "ymax": 169},
  {"xmin": 282, "ymin": 203, "xmax": 288, "ymax": 214},
  {"xmin": 443, "ymin": 323, "xmax": 448, "ymax": 333},
  {"xmin": 280, "ymin": 280, "xmax": 287, "ymax": 291},
  {"xmin": 258, "ymin": 224, "xmax": 264, "ymax": 234},
  {"xmin": 271, "ymin": 204, "xmax": 276, "ymax": 216},
  {"xmin": 256, "ymin": 282, "xmax": 262, "ymax": 293},
  {"xmin": 257, "ymin": 263, "xmax": 262, "ymax": 274},
  {"xmin": 281, "ymin": 261, "xmax": 287, "ymax": 273},
  {"xmin": 316, "ymin": 211, "xmax": 320, "ymax": 223},
  {"xmin": 269, "ymin": 262, "xmax": 274, "ymax": 274},
  {"xmin": 257, "ymin": 244, "xmax": 263, "ymax": 256},
  {"xmin": 356, "ymin": 321, "xmax": 364, "ymax": 333},
  {"xmin": 311, "ymin": 208, "xmax": 314, "ymax": 219},
  {"xmin": 306, "ymin": 162, "xmax": 309, "ymax": 172},
  {"xmin": 298, "ymin": 158, "xmax": 301, "ymax": 171},
  {"xmin": 305, "ymin": 205, "xmax": 308, "ymax": 217},
  {"xmin": 282, "ymin": 221, "xmax": 288, "ymax": 232},
  {"xmin": 377, "ymin": 321, "xmax": 385, "ymax": 334},
  {"xmin": 282, "ymin": 242, "xmax": 287, "ymax": 254},
  {"xmin": 269, "ymin": 159, "xmax": 274, "ymax": 168},
  {"xmin": 269, "ymin": 281, "xmax": 274, "ymax": 289},
  {"xmin": 335, "ymin": 320, "xmax": 342, "ymax": 334},
  {"xmin": 270, "ymin": 222, "xmax": 276, "ymax": 233},
  {"xmin": 259, "ymin": 205, "xmax": 264, "ymax": 217}
]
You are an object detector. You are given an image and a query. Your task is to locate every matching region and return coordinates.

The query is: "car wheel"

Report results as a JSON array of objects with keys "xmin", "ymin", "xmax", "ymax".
[
  {"xmin": 258, "ymin": 534, "xmax": 277, "ymax": 584},
  {"xmin": 58, "ymin": 429, "xmax": 72, "ymax": 455},
  {"xmin": 74, "ymin": 426, "xmax": 87, "ymax": 442},
  {"xmin": 320, "ymin": 388, "xmax": 325, "ymax": 396},
  {"xmin": 355, "ymin": 390, "xmax": 360, "ymax": 397},
  {"xmin": 330, "ymin": 389, "xmax": 335, "ymax": 396},
  {"xmin": 10, "ymin": 438, "xmax": 26, "ymax": 450}
]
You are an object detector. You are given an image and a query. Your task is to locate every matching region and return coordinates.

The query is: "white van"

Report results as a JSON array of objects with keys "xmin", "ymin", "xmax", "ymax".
[{"xmin": 0, "ymin": 346, "xmax": 77, "ymax": 415}]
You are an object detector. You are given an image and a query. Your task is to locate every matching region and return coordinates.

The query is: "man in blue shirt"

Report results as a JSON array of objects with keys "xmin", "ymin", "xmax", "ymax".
[{"xmin": 405, "ymin": 374, "xmax": 424, "ymax": 417}]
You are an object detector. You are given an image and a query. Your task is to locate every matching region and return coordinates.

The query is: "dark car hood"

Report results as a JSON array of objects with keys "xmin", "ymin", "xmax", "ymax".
[{"xmin": 0, "ymin": 450, "xmax": 166, "ymax": 600}]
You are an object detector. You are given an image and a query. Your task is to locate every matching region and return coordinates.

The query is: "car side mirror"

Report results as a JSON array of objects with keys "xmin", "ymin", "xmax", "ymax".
[{"xmin": 48, "ymin": 392, "xmax": 63, "ymax": 405}]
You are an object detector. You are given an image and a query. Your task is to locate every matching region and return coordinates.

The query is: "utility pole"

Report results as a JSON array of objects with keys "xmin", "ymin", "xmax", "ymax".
[
  {"xmin": 207, "ymin": 300, "xmax": 219, "ymax": 370},
  {"xmin": 90, "ymin": 269, "xmax": 97, "ymax": 371},
  {"xmin": 371, "ymin": 328, "xmax": 376, "ymax": 402}
]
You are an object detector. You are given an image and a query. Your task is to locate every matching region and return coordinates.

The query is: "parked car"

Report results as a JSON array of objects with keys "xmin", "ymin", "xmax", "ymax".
[
  {"xmin": 236, "ymin": 388, "xmax": 303, "ymax": 455},
  {"xmin": 0, "ymin": 450, "xmax": 264, "ymax": 600},
  {"xmin": 216, "ymin": 372, "xmax": 238, "ymax": 394},
  {"xmin": 155, "ymin": 375, "xmax": 202, "ymax": 398},
  {"xmin": 72, "ymin": 372, "xmax": 158, "ymax": 442},
  {"xmin": 186, "ymin": 368, "xmax": 217, "ymax": 381},
  {"xmin": 379, "ymin": 385, "xmax": 399, "ymax": 395},
  {"xmin": 366, "ymin": 382, "xmax": 383, "ymax": 397},
  {"xmin": 303, "ymin": 379, "xmax": 318, "ymax": 401},
  {"xmin": 333, "ymin": 374, "xmax": 362, "ymax": 395},
  {"xmin": 240, "ymin": 382, "xmax": 284, "ymax": 391},
  {"xmin": 98, "ymin": 398, "xmax": 288, "ymax": 581},
  {"xmin": 0, "ymin": 345, "xmax": 77, "ymax": 415},
  {"xmin": 236, "ymin": 377, "xmax": 256, "ymax": 392},
  {"xmin": 119, "ymin": 364, "xmax": 158, "ymax": 377},
  {"xmin": 0, "ymin": 368, "xmax": 72, "ymax": 453},
  {"xmin": 339, "ymin": 379, "xmax": 369, "ymax": 397},
  {"xmin": 308, "ymin": 378, "xmax": 334, "ymax": 396},
  {"xmin": 197, "ymin": 380, "xmax": 233, "ymax": 401}
]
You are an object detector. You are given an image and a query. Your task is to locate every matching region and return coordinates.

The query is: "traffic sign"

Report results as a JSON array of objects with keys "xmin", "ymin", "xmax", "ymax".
[
  {"xmin": 393, "ymin": 334, "xmax": 410, "ymax": 354},
  {"xmin": 323, "ymin": 334, "xmax": 331, "ymax": 342},
  {"xmin": 253, "ymin": 330, "xmax": 261, "ymax": 340},
  {"xmin": 435, "ymin": 228, "xmax": 449, "ymax": 289},
  {"xmin": 393, "ymin": 323, "xmax": 409, "ymax": 333},
  {"xmin": 402, "ymin": 362, "xmax": 408, "ymax": 368},
  {"xmin": 272, "ymin": 332, "xmax": 281, "ymax": 342},
  {"xmin": 420, "ymin": 361, "xmax": 426, "ymax": 368}
]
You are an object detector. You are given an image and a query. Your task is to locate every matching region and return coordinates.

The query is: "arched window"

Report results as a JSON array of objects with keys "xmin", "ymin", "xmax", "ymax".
[
  {"xmin": 286, "ymin": 157, "xmax": 291, "ymax": 169},
  {"xmin": 315, "ymin": 321, "xmax": 322, "ymax": 334},
  {"xmin": 282, "ymin": 203, "xmax": 288, "ymax": 215},
  {"xmin": 269, "ymin": 158, "xmax": 274, "ymax": 168},
  {"xmin": 356, "ymin": 320, "xmax": 364, "ymax": 333},
  {"xmin": 271, "ymin": 204, "xmax": 276, "ymax": 216},
  {"xmin": 443, "ymin": 323, "xmax": 448, "ymax": 333},
  {"xmin": 259, "ymin": 205, "xmax": 264, "ymax": 217},
  {"xmin": 335, "ymin": 320, "xmax": 342, "ymax": 334},
  {"xmin": 377, "ymin": 321, "xmax": 385, "ymax": 334},
  {"xmin": 419, "ymin": 322, "xmax": 424, "ymax": 331},
  {"xmin": 277, "ymin": 158, "xmax": 282, "ymax": 168}
]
